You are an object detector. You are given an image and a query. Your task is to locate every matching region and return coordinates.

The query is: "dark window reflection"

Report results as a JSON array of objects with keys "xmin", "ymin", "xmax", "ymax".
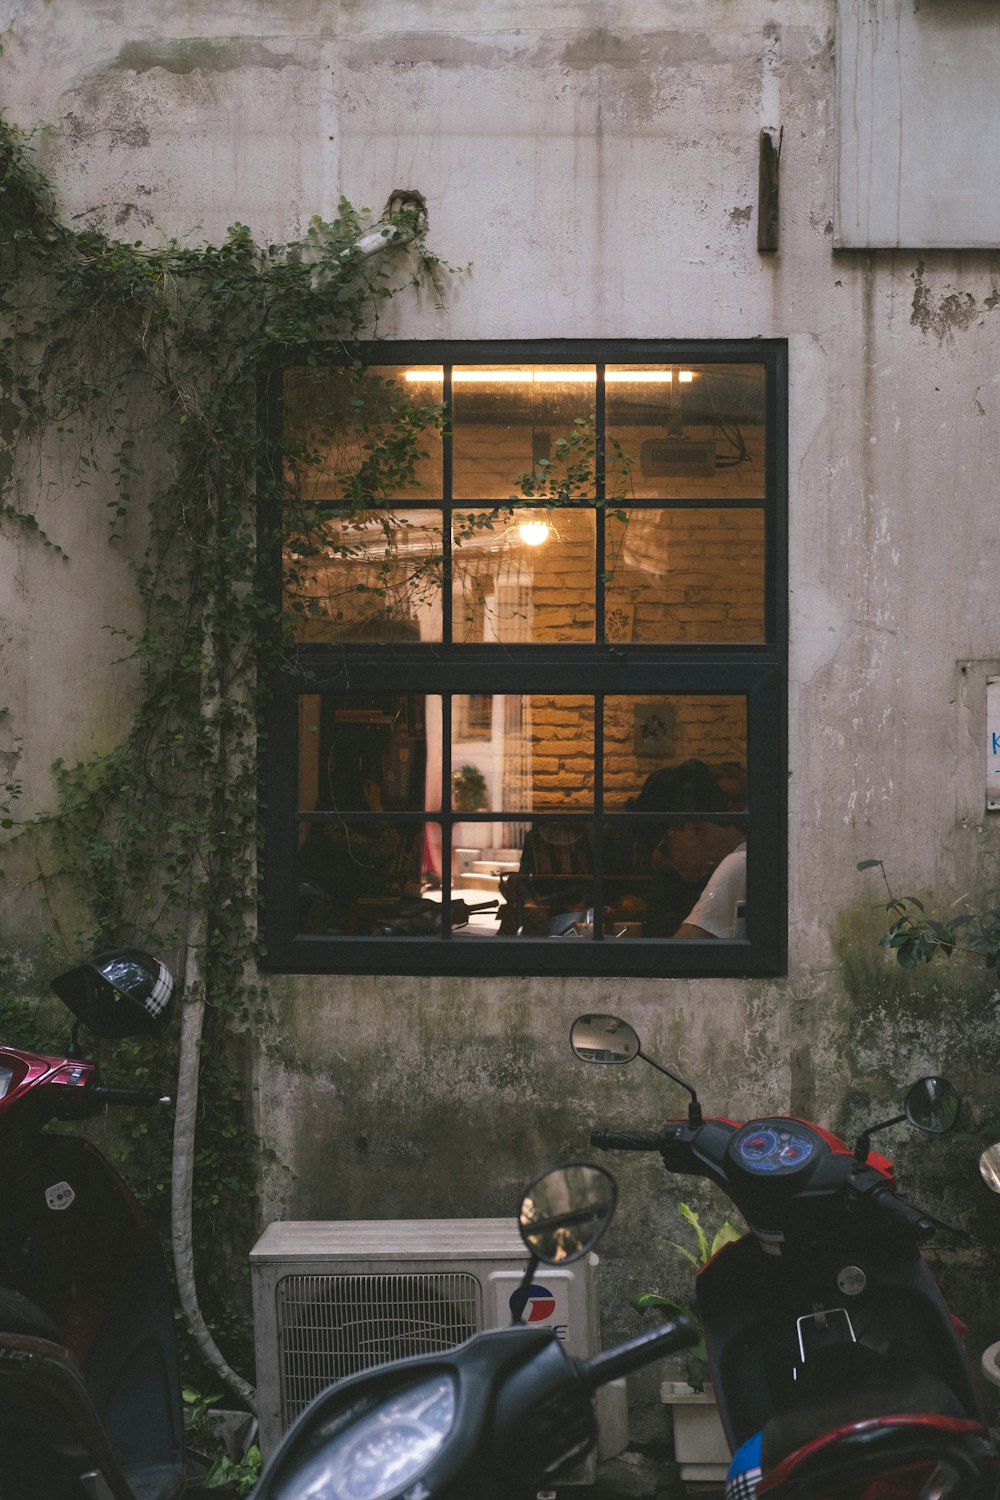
[{"xmin": 297, "ymin": 819, "xmax": 428, "ymax": 934}]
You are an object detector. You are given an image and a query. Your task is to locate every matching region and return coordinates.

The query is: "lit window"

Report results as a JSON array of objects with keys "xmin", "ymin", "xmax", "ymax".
[{"xmin": 263, "ymin": 343, "xmax": 787, "ymax": 976}]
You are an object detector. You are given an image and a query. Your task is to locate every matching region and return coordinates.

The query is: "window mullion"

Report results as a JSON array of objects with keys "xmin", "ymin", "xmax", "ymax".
[
  {"xmin": 595, "ymin": 362, "xmax": 606, "ymax": 645},
  {"xmin": 442, "ymin": 364, "xmax": 454, "ymax": 644}
]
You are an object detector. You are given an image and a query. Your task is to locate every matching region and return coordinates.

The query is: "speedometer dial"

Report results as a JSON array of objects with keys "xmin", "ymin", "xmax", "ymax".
[
  {"xmin": 732, "ymin": 1121, "xmax": 818, "ymax": 1175},
  {"xmin": 738, "ymin": 1129, "xmax": 780, "ymax": 1165}
]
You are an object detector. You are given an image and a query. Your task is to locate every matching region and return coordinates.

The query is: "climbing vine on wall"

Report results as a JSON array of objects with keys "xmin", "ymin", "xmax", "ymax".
[{"xmin": 0, "ymin": 111, "xmax": 452, "ymax": 1375}]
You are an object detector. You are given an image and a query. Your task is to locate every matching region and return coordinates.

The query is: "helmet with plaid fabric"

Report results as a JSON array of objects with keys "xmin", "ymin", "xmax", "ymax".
[{"xmin": 51, "ymin": 949, "xmax": 176, "ymax": 1038}]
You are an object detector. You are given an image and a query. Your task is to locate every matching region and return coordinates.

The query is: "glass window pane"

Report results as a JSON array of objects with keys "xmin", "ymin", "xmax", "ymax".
[
  {"xmin": 603, "ymin": 696, "xmax": 747, "ymax": 811},
  {"xmin": 605, "ymin": 508, "xmax": 766, "ymax": 643},
  {"xmin": 603, "ymin": 817, "xmax": 707, "ymax": 937},
  {"xmin": 283, "ymin": 365, "xmax": 443, "ymax": 502},
  {"xmin": 606, "ymin": 363, "xmax": 765, "ymax": 500},
  {"xmin": 452, "ymin": 507, "xmax": 596, "ymax": 642},
  {"xmin": 451, "ymin": 694, "xmax": 596, "ymax": 812},
  {"xmin": 296, "ymin": 818, "xmax": 431, "ymax": 935},
  {"xmin": 451, "ymin": 817, "xmax": 594, "ymax": 940},
  {"xmin": 285, "ymin": 509, "xmax": 443, "ymax": 643},
  {"xmin": 451, "ymin": 366, "xmax": 597, "ymax": 501},
  {"xmin": 603, "ymin": 696, "xmax": 747, "ymax": 940},
  {"xmin": 297, "ymin": 693, "xmax": 435, "ymax": 814}
]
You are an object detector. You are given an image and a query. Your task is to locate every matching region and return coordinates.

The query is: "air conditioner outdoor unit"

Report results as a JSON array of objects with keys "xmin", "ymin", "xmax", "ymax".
[{"xmin": 250, "ymin": 1217, "xmax": 628, "ymax": 1479}]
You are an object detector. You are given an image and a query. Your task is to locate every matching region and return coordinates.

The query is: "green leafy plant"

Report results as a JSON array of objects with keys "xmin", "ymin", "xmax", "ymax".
[
  {"xmin": 0, "ymin": 109, "xmax": 453, "ymax": 1391},
  {"xmin": 859, "ymin": 858, "xmax": 1000, "ymax": 972},
  {"xmin": 183, "ymin": 1386, "xmax": 261, "ymax": 1497},
  {"xmin": 451, "ymin": 764, "xmax": 487, "ymax": 813},
  {"xmin": 200, "ymin": 1449, "xmax": 262, "ymax": 1498},
  {"xmin": 630, "ymin": 1203, "xmax": 741, "ymax": 1391}
]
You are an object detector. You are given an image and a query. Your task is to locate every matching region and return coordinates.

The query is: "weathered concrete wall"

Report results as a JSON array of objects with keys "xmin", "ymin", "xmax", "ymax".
[{"xmin": 4, "ymin": 0, "xmax": 1000, "ymax": 1395}]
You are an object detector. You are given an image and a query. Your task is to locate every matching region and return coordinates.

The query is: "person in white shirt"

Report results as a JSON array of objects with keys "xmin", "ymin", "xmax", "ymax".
[{"xmin": 659, "ymin": 822, "xmax": 746, "ymax": 939}]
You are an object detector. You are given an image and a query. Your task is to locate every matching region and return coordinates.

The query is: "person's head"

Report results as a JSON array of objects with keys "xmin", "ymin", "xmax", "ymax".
[
  {"xmin": 627, "ymin": 759, "xmax": 729, "ymax": 816},
  {"xmin": 711, "ymin": 761, "xmax": 747, "ymax": 812},
  {"xmin": 631, "ymin": 760, "xmax": 740, "ymax": 882}
]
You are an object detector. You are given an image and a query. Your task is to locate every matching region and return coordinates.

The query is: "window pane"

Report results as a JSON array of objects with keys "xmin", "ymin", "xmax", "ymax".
[
  {"xmin": 451, "ymin": 366, "xmax": 597, "ymax": 501},
  {"xmin": 603, "ymin": 817, "xmax": 708, "ymax": 937},
  {"xmin": 606, "ymin": 363, "xmax": 765, "ymax": 499},
  {"xmin": 442, "ymin": 692, "xmax": 595, "ymax": 848},
  {"xmin": 605, "ymin": 508, "xmax": 766, "ymax": 643},
  {"xmin": 451, "ymin": 818, "xmax": 594, "ymax": 940},
  {"xmin": 283, "ymin": 365, "xmax": 443, "ymax": 502},
  {"xmin": 603, "ymin": 696, "xmax": 747, "ymax": 811},
  {"xmin": 297, "ymin": 693, "xmax": 434, "ymax": 814},
  {"xmin": 451, "ymin": 694, "xmax": 596, "ymax": 811},
  {"xmin": 285, "ymin": 509, "xmax": 443, "ymax": 642},
  {"xmin": 452, "ymin": 507, "xmax": 596, "ymax": 642},
  {"xmin": 599, "ymin": 696, "xmax": 747, "ymax": 940},
  {"xmin": 296, "ymin": 818, "xmax": 431, "ymax": 935}
]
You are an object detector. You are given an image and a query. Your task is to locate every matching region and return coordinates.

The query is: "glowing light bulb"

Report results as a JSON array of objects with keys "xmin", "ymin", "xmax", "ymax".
[{"xmin": 518, "ymin": 520, "xmax": 550, "ymax": 546}]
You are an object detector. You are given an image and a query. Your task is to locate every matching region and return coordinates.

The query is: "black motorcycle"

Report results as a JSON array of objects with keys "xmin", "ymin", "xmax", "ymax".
[
  {"xmin": 570, "ymin": 1011, "xmax": 999, "ymax": 1500},
  {"xmin": 253, "ymin": 1160, "xmax": 697, "ymax": 1500}
]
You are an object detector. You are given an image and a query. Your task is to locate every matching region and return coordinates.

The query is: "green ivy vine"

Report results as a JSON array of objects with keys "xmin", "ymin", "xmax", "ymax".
[{"xmin": 0, "ymin": 110, "xmax": 452, "ymax": 1380}]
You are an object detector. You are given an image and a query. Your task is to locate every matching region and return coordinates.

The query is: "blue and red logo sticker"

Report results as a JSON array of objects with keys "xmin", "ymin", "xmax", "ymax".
[{"xmin": 510, "ymin": 1282, "xmax": 557, "ymax": 1322}]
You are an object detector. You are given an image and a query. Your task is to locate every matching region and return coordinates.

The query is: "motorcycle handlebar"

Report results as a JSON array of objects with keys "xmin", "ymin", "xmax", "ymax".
[
  {"xmin": 590, "ymin": 1129, "xmax": 666, "ymax": 1152},
  {"xmin": 581, "ymin": 1316, "xmax": 699, "ymax": 1389},
  {"xmin": 866, "ymin": 1185, "xmax": 936, "ymax": 1240},
  {"xmin": 90, "ymin": 1085, "xmax": 170, "ymax": 1110}
]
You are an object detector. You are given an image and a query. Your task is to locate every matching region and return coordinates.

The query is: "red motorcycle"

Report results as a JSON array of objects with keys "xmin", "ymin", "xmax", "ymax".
[
  {"xmin": 571, "ymin": 1012, "xmax": 999, "ymax": 1500},
  {"xmin": 0, "ymin": 949, "xmax": 184, "ymax": 1499}
]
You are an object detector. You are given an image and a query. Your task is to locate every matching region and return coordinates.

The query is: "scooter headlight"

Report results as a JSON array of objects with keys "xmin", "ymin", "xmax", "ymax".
[{"xmin": 291, "ymin": 1373, "xmax": 456, "ymax": 1500}]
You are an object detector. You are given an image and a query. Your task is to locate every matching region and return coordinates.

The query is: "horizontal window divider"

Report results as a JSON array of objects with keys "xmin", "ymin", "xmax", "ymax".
[
  {"xmin": 287, "ymin": 497, "xmax": 771, "ymax": 513},
  {"xmin": 290, "ymin": 648, "xmax": 782, "ymax": 674},
  {"xmin": 603, "ymin": 811, "xmax": 748, "ymax": 825},
  {"xmin": 267, "ymin": 337, "xmax": 788, "ymax": 368},
  {"xmin": 297, "ymin": 809, "xmax": 438, "ymax": 822},
  {"xmin": 265, "ymin": 936, "xmax": 781, "ymax": 980}
]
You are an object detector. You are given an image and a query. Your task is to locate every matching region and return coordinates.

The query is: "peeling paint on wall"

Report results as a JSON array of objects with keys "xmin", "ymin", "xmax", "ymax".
[{"xmin": 910, "ymin": 260, "xmax": 998, "ymax": 341}]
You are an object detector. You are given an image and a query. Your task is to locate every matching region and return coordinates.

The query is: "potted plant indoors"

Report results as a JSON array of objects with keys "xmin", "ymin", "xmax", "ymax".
[
  {"xmin": 451, "ymin": 763, "xmax": 488, "ymax": 813},
  {"xmin": 451, "ymin": 763, "xmax": 492, "ymax": 863},
  {"xmin": 632, "ymin": 1203, "xmax": 741, "ymax": 1484}
]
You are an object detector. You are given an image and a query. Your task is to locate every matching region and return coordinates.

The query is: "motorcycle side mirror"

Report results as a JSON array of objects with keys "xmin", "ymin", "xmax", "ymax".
[
  {"xmin": 905, "ymin": 1076, "xmax": 960, "ymax": 1135},
  {"xmin": 570, "ymin": 1014, "xmax": 641, "ymax": 1063},
  {"xmin": 854, "ymin": 1076, "xmax": 960, "ymax": 1162},
  {"xmin": 510, "ymin": 1162, "xmax": 617, "ymax": 1326},
  {"xmin": 570, "ymin": 1013, "xmax": 703, "ymax": 1126},
  {"xmin": 979, "ymin": 1143, "xmax": 1000, "ymax": 1193},
  {"xmin": 518, "ymin": 1162, "xmax": 618, "ymax": 1266}
]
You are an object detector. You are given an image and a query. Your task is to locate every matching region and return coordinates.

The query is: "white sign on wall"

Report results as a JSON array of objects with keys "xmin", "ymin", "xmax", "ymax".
[
  {"xmin": 836, "ymin": 0, "xmax": 1000, "ymax": 248},
  {"xmin": 987, "ymin": 678, "xmax": 1000, "ymax": 811}
]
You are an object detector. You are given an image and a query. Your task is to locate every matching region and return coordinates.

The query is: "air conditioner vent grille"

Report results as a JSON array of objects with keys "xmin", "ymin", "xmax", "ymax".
[{"xmin": 276, "ymin": 1271, "xmax": 484, "ymax": 1426}]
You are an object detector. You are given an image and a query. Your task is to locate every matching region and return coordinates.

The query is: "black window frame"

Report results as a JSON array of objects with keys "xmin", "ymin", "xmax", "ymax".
[{"xmin": 261, "ymin": 338, "xmax": 788, "ymax": 978}]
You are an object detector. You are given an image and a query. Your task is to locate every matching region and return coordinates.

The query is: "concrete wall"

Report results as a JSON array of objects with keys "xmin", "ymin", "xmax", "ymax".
[{"xmin": 4, "ymin": 0, "xmax": 1000, "ymax": 1388}]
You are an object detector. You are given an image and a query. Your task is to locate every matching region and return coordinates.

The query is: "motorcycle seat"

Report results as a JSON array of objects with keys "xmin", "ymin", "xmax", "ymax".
[
  {"xmin": 760, "ymin": 1340, "xmax": 966, "ymax": 1473},
  {"xmin": 0, "ymin": 1284, "xmax": 62, "ymax": 1342}
]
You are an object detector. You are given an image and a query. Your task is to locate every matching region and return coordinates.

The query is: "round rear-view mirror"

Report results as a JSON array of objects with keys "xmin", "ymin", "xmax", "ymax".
[
  {"xmin": 570, "ymin": 1014, "xmax": 640, "ymax": 1064},
  {"xmin": 518, "ymin": 1163, "xmax": 617, "ymax": 1265},
  {"xmin": 980, "ymin": 1144, "xmax": 1000, "ymax": 1194},
  {"xmin": 904, "ymin": 1076, "xmax": 960, "ymax": 1135}
]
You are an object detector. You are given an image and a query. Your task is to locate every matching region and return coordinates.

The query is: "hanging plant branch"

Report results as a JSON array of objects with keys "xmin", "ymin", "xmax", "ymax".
[{"xmin": 0, "ymin": 108, "xmax": 457, "ymax": 1384}]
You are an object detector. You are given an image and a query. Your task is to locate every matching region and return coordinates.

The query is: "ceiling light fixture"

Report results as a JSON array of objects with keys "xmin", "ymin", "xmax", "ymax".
[{"xmin": 517, "ymin": 519, "xmax": 551, "ymax": 546}]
